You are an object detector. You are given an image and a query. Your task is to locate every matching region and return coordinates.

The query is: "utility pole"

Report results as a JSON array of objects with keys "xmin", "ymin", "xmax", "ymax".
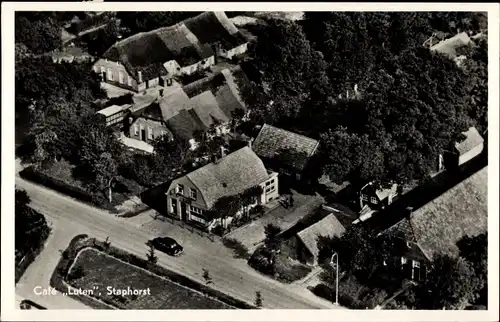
[{"xmin": 330, "ymin": 253, "xmax": 339, "ymax": 305}]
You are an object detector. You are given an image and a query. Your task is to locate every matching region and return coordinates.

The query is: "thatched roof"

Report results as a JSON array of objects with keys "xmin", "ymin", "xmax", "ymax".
[{"xmin": 183, "ymin": 12, "xmax": 248, "ymax": 50}]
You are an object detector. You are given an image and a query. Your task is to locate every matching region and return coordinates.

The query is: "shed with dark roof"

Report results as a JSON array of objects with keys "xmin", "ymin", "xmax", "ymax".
[
  {"xmin": 292, "ymin": 213, "xmax": 346, "ymax": 266},
  {"xmin": 252, "ymin": 124, "xmax": 320, "ymax": 178}
]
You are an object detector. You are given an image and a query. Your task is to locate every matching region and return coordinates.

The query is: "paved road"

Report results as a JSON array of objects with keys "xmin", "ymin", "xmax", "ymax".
[{"xmin": 15, "ymin": 172, "xmax": 342, "ymax": 309}]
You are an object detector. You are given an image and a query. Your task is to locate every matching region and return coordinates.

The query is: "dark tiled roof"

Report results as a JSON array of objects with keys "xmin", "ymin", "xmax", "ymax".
[
  {"xmin": 252, "ymin": 124, "xmax": 320, "ymax": 172},
  {"xmin": 166, "ymin": 109, "xmax": 204, "ymax": 140},
  {"xmin": 190, "ymin": 91, "xmax": 229, "ymax": 129},
  {"xmin": 455, "ymin": 126, "xmax": 484, "ymax": 156},
  {"xmin": 182, "ymin": 67, "xmax": 248, "ymax": 119},
  {"xmin": 385, "ymin": 166, "xmax": 487, "ymax": 260},
  {"xmin": 186, "ymin": 147, "xmax": 270, "ymax": 209},
  {"xmin": 296, "ymin": 213, "xmax": 346, "ymax": 260},
  {"xmin": 183, "ymin": 12, "xmax": 247, "ymax": 50}
]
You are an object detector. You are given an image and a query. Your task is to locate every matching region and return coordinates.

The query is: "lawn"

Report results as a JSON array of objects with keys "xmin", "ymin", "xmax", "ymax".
[{"xmin": 68, "ymin": 248, "xmax": 233, "ymax": 309}]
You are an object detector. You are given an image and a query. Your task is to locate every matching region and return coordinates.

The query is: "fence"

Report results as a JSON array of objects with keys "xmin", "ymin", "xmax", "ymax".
[{"xmin": 154, "ymin": 213, "xmax": 216, "ymax": 242}]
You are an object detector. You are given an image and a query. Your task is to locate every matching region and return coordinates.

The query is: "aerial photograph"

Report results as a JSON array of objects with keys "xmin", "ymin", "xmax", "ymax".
[{"xmin": 10, "ymin": 8, "xmax": 490, "ymax": 314}]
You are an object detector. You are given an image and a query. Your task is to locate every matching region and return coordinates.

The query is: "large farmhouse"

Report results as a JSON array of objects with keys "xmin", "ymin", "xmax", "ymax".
[{"xmin": 93, "ymin": 11, "xmax": 249, "ymax": 93}]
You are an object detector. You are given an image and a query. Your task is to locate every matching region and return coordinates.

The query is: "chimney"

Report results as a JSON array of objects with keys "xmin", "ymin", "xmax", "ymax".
[
  {"xmin": 248, "ymin": 137, "xmax": 254, "ymax": 150},
  {"xmin": 220, "ymin": 146, "xmax": 226, "ymax": 158},
  {"xmin": 137, "ymin": 71, "xmax": 143, "ymax": 83}
]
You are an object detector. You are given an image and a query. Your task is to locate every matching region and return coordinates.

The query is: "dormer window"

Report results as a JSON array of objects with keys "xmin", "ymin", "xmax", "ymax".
[
  {"xmin": 370, "ymin": 197, "xmax": 378, "ymax": 204},
  {"xmin": 177, "ymin": 184, "xmax": 184, "ymax": 195},
  {"xmin": 190, "ymin": 188, "xmax": 197, "ymax": 200}
]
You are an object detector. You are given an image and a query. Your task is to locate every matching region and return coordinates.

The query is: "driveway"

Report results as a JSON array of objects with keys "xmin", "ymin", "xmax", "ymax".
[
  {"xmin": 225, "ymin": 191, "xmax": 324, "ymax": 253},
  {"xmin": 14, "ymin": 174, "xmax": 341, "ymax": 310}
]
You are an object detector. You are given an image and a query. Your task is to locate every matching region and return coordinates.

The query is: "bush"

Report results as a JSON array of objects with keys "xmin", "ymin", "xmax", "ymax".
[
  {"xmin": 312, "ymin": 283, "xmax": 335, "ymax": 302},
  {"xmin": 211, "ymin": 224, "xmax": 225, "ymax": 237},
  {"xmin": 248, "ymin": 246, "xmax": 275, "ymax": 276}
]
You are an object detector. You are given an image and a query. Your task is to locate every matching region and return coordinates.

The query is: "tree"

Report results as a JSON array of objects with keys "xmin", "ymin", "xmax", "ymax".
[
  {"xmin": 15, "ymin": 12, "xmax": 62, "ymax": 54},
  {"xmin": 418, "ymin": 254, "xmax": 482, "ymax": 309},
  {"xmin": 147, "ymin": 245, "xmax": 158, "ymax": 264},
  {"xmin": 317, "ymin": 47, "xmax": 473, "ymax": 186},
  {"xmin": 78, "ymin": 123, "xmax": 122, "ymax": 201},
  {"xmin": 84, "ymin": 21, "xmax": 120, "ymax": 56},
  {"xmin": 462, "ymin": 38, "xmax": 488, "ymax": 133},
  {"xmin": 15, "ymin": 189, "xmax": 51, "ymax": 272},
  {"xmin": 250, "ymin": 19, "xmax": 325, "ymax": 125},
  {"xmin": 202, "ymin": 268, "xmax": 212, "ymax": 285},
  {"xmin": 264, "ymin": 223, "xmax": 282, "ymax": 251},
  {"xmin": 457, "ymin": 233, "xmax": 488, "ymax": 306},
  {"xmin": 209, "ymin": 196, "xmax": 241, "ymax": 231},
  {"xmin": 255, "ymin": 291, "xmax": 263, "ymax": 308},
  {"xmin": 239, "ymin": 186, "xmax": 263, "ymax": 218},
  {"xmin": 15, "ymin": 188, "xmax": 31, "ymax": 208}
]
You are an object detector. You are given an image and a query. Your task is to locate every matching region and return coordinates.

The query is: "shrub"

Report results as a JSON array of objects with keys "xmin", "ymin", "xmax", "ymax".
[{"xmin": 312, "ymin": 283, "xmax": 335, "ymax": 302}]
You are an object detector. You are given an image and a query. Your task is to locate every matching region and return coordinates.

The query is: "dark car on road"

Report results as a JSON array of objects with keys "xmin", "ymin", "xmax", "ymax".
[{"xmin": 147, "ymin": 237, "xmax": 183, "ymax": 256}]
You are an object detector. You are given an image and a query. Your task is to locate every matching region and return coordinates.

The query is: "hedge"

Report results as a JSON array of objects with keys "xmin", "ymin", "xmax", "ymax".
[
  {"xmin": 20, "ymin": 166, "xmax": 114, "ymax": 211},
  {"xmin": 52, "ymin": 235, "xmax": 255, "ymax": 310},
  {"xmin": 50, "ymin": 234, "xmax": 112, "ymax": 309}
]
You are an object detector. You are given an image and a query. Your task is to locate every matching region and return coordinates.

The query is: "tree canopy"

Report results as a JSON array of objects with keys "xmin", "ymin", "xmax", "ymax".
[
  {"xmin": 15, "ymin": 12, "xmax": 62, "ymax": 54},
  {"xmin": 246, "ymin": 12, "xmax": 487, "ymax": 187}
]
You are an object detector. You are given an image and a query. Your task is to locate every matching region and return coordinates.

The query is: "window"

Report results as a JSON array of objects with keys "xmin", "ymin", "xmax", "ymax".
[
  {"xmin": 177, "ymin": 184, "xmax": 184, "ymax": 195},
  {"xmin": 161, "ymin": 131, "xmax": 168, "ymax": 137},
  {"xmin": 147, "ymin": 126, "xmax": 153, "ymax": 140},
  {"xmin": 413, "ymin": 260, "xmax": 420, "ymax": 268},
  {"xmin": 190, "ymin": 205, "xmax": 202, "ymax": 214},
  {"xmin": 265, "ymin": 185, "xmax": 275, "ymax": 194},
  {"xmin": 107, "ymin": 68, "xmax": 113, "ymax": 81},
  {"xmin": 370, "ymin": 197, "xmax": 378, "ymax": 204},
  {"xmin": 133, "ymin": 125, "xmax": 139, "ymax": 136},
  {"xmin": 190, "ymin": 188, "xmax": 197, "ymax": 200},
  {"xmin": 118, "ymin": 71, "xmax": 124, "ymax": 84},
  {"xmin": 361, "ymin": 194, "xmax": 368, "ymax": 201}
]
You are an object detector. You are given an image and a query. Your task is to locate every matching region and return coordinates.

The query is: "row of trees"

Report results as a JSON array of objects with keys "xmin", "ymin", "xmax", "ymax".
[
  {"xmin": 317, "ymin": 226, "xmax": 487, "ymax": 309},
  {"xmin": 246, "ymin": 12, "xmax": 488, "ymax": 187}
]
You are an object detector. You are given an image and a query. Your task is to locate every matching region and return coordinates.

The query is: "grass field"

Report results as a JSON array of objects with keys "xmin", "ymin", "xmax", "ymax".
[{"xmin": 68, "ymin": 248, "xmax": 233, "ymax": 309}]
